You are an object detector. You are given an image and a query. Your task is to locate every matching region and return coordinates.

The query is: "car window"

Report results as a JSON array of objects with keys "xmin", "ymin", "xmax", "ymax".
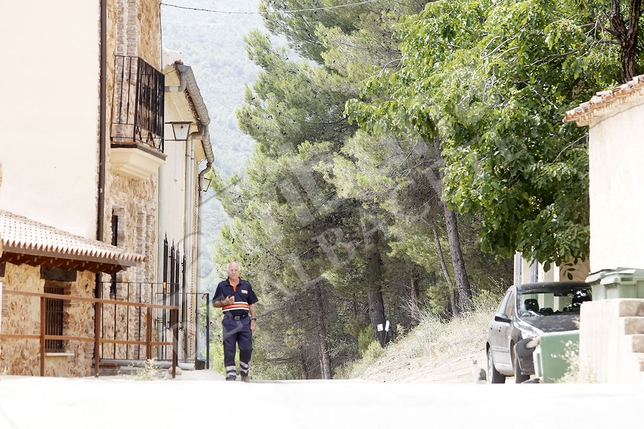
[
  {"xmin": 504, "ymin": 290, "xmax": 516, "ymax": 317},
  {"xmin": 518, "ymin": 285, "xmax": 591, "ymax": 317}
]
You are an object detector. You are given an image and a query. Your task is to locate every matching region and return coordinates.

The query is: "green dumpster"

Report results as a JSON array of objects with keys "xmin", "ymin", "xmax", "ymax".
[
  {"xmin": 585, "ymin": 267, "xmax": 644, "ymax": 300},
  {"xmin": 534, "ymin": 331, "xmax": 579, "ymax": 383}
]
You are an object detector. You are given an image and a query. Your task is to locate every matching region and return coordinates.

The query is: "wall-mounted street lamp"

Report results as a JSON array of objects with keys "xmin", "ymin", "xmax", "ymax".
[
  {"xmin": 167, "ymin": 121, "xmax": 192, "ymax": 141},
  {"xmin": 199, "ymin": 174, "xmax": 212, "ymax": 193}
]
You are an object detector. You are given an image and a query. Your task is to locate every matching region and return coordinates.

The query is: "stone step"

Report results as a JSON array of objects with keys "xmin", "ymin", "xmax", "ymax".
[
  {"xmin": 622, "ymin": 317, "xmax": 644, "ymax": 335},
  {"xmin": 617, "ymin": 300, "xmax": 644, "ymax": 317},
  {"xmin": 629, "ymin": 335, "xmax": 644, "ymax": 353},
  {"xmin": 637, "ymin": 354, "xmax": 644, "ymax": 372}
]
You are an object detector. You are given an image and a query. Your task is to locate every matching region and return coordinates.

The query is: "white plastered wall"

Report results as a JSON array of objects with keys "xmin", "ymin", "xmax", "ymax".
[
  {"xmin": 160, "ymin": 72, "xmax": 193, "ymax": 254},
  {"xmin": 0, "ymin": 1, "xmax": 99, "ymax": 238},
  {"xmin": 588, "ymin": 102, "xmax": 644, "ymax": 272}
]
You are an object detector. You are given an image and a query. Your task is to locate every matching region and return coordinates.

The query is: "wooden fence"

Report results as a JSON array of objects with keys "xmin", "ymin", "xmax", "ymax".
[{"xmin": 0, "ymin": 288, "xmax": 179, "ymax": 378}]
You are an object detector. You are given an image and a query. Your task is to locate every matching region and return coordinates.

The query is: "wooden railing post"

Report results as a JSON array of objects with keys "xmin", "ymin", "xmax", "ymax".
[
  {"xmin": 94, "ymin": 301, "xmax": 101, "ymax": 378},
  {"xmin": 146, "ymin": 307, "xmax": 152, "ymax": 360},
  {"xmin": 40, "ymin": 297, "xmax": 46, "ymax": 377},
  {"xmin": 0, "ymin": 289, "xmax": 179, "ymax": 378}
]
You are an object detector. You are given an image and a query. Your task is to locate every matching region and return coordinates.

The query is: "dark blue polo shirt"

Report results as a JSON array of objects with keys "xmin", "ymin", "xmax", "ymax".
[{"xmin": 213, "ymin": 278, "xmax": 259, "ymax": 317}]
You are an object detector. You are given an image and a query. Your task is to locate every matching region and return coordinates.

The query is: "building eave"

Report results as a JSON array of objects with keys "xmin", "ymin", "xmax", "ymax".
[
  {"xmin": 564, "ymin": 74, "xmax": 644, "ymax": 127},
  {"xmin": 0, "ymin": 209, "xmax": 144, "ymax": 274}
]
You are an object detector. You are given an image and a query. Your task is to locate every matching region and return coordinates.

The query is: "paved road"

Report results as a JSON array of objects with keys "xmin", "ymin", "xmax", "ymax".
[{"xmin": 0, "ymin": 371, "xmax": 642, "ymax": 428}]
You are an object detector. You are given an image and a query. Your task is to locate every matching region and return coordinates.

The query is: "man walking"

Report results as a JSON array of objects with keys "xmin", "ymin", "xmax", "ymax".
[{"xmin": 212, "ymin": 262, "xmax": 258, "ymax": 382}]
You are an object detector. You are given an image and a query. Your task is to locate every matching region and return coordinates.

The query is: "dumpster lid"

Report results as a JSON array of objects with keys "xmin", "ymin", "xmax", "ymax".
[{"xmin": 586, "ymin": 267, "xmax": 644, "ymax": 284}]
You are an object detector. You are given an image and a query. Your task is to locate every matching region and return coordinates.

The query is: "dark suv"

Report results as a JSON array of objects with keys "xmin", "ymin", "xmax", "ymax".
[{"xmin": 486, "ymin": 281, "xmax": 591, "ymax": 383}]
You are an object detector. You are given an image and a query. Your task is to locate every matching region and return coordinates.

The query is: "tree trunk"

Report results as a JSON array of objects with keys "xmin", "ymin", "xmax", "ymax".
[
  {"xmin": 610, "ymin": 0, "xmax": 642, "ymax": 82},
  {"xmin": 443, "ymin": 203, "xmax": 472, "ymax": 311},
  {"xmin": 409, "ymin": 266, "xmax": 421, "ymax": 325},
  {"xmin": 314, "ymin": 283, "xmax": 332, "ymax": 379},
  {"xmin": 432, "ymin": 137, "xmax": 472, "ymax": 312},
  {"xmin": 368, "ymin": 289, "xmax": 387, "ymax": 346},
  {"xmin": 366, "ymin": 232, "xmax": 388, "ymax": 346},
  {"xmin": 300, "ymin": 348, "xmax": 309, "ymax": 380},
  {"xmin": 430, "ymin": 219, "xmax": 459, "ymax": 317}
]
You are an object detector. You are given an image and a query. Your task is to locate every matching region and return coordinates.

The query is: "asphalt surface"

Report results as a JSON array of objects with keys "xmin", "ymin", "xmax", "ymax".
[{"xmin": 1, "ymin": 371, "xmax": 642, "ymax": 428}]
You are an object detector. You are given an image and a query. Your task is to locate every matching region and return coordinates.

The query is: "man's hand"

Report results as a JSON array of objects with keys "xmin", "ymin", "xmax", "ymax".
[{"xmin": 214, "ymin": 296, "xmax": 235, "ymax": 308}]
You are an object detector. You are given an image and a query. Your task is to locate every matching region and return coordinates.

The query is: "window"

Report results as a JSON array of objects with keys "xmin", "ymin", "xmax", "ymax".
[
  {"xmin": 44, "ymin": 285, "xmax": 65, "ymax": 352},
  {"xmin": 504, "ymin": 291, "xmax": 516, "ymax": 317}
]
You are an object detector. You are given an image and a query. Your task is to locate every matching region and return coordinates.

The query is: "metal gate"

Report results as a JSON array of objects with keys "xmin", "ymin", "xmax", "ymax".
[{"xmin": 97, "ymin": 282, "xmax": 210, "ymax": 368}]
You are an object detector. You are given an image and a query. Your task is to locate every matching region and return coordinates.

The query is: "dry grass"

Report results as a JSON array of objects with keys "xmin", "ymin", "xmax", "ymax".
[{"xmin": 338, "ymin": 296, "xmax": 497, "ymax": 383}]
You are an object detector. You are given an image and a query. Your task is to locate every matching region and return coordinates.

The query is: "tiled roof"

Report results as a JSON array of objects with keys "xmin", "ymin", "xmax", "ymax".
[
  {"xmin": 564, "ymin": 74, "xmax": 644, "ymax": 126},
  {"xmin": 0, "ymin": 209, "xmax": 144, "ymax": 273}
]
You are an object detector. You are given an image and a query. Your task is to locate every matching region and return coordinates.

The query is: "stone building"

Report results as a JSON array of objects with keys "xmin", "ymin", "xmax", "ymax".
[{"xmin": 0, "ymin": 0, "xmax": 213, "ymax": 376}]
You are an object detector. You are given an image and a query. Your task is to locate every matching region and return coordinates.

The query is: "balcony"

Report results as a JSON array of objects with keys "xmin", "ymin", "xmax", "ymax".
[{"xmin": 111, "ymin": 56, "xmax": 166, "ymax": 179}]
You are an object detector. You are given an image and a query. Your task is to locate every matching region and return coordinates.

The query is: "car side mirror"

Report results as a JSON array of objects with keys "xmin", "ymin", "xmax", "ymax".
[{"xmin": 494, "ymin": 313, "xmax": 512, "ymax": 324}]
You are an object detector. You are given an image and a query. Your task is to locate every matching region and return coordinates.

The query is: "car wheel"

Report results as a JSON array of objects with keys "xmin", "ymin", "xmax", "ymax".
[
  {"xmin": 513, "ymin": 350, "xmax": 530, "ymax": 383},
  {"xmin": 487, "ymin": 347, "xmax": 506, "ymax": 384}
]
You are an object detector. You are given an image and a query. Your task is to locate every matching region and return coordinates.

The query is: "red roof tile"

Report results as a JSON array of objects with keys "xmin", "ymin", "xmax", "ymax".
[
  {"xmin": 0, "ymin": 209, "xmax": 144, "ymax": 273},
  {"xmin": 564, "ymin": 74, "xmax": 644, "ymax": 126}
]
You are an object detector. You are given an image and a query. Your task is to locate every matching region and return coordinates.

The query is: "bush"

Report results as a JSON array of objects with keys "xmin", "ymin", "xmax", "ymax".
[
  {"xmin": 133, "ymin": 359, "xmax": 163, "ymax": 381},
  {"xmin": 357, "ymin": 326, "xmax": 375, "ymax": 356}
]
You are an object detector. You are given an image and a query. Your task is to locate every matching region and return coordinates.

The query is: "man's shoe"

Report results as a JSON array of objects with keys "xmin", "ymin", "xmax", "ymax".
[
  {"xmin": 241, "ymin": 375, "xmax": 250, "ymax": 383},
  {"xmin": 226, "ymin": 377, "xmax": 236, "ymax": 381}
]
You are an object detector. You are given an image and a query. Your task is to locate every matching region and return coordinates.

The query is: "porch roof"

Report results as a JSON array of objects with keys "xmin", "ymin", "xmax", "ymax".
[{"xmin": 0, "ymin": 209, "xmax": 144, "ymax": 274}]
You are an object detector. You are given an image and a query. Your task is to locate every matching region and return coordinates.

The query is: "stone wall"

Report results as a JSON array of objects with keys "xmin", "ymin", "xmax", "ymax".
[
  {"xmin": 106, "ymin": 173, "xmax": 157, "ymax": 284},
  {"xmin": 99, "ymin": 0, "xmax": 163, "ymax": 362},
  {"xmin": 113, "ymin": 0, "xmax": 161, "ymax": 67},
  {"xmin": 0, "ymin": 264, "xmax": 96, "ymax": 377},
  {"xmin": 104, "ymin": 0, "xmax": 161, "ymax": 283},
  {"xmin": 0, "ymin": 0, "xmax": 166, "ymax": 377}
]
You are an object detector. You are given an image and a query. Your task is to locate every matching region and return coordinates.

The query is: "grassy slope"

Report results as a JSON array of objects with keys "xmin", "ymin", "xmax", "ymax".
[{"xmin": 340, "ymin": 298, "xmax": 498, "ymax": 383}]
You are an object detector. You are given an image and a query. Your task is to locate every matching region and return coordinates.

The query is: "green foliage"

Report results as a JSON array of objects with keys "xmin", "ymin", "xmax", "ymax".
[
  {"xmin": 196, "ymin": 0, "xmax": 639, "ymax": 379},
  {"xmin": 357, "ymin": 325, "xmax": 376, "ymax": 356},
  {"xmin": 425, "ymin": 282, "xmax": 451, "ymax": 315},
  {"xmin": 361, "ymin": 340, "xmax": 386, "ymax": 361},
  {"xmin": 348, "ymin": 0, "xmax": 622, "ymax": 267},
  {"xmin": 212, "ymin": 0, "xmax": 516, "ymax": 378},
  {"xmin": 215, "ymin": 4, "xmax": 398, "ymax": 379}
]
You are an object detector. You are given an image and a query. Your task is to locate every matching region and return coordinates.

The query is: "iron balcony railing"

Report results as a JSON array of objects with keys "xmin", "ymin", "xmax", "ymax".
[{"xmin": 111, "ymin": 55, "xmax": 165, "ymax": 153}]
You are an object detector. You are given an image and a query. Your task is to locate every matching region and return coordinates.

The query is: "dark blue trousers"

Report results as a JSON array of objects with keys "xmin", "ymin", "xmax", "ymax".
[{"xmin": 222, "ymin": 316, "xmax": 252, "ymax": 379}]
